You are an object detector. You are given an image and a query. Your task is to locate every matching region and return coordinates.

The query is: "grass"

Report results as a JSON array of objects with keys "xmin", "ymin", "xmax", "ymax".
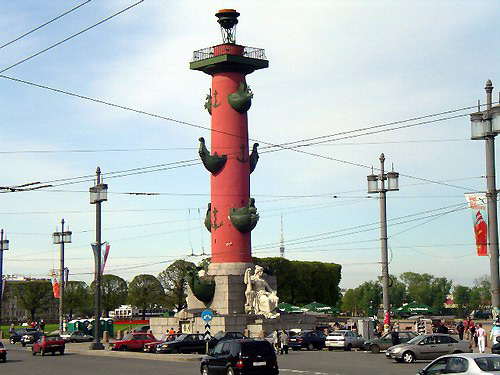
[{"xmin": 1, "ymin": 324, "xmax": 59, "ymax": 338}]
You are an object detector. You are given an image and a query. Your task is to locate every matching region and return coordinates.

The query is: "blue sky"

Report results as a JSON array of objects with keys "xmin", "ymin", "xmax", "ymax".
[{"xmin": 0, "ymin": 0, "xmax": 499, "ymax": 290}]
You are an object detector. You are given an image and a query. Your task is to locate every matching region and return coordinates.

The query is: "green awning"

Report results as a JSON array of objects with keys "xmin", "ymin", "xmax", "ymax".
[
  {"xmin": 301, "ymin": 301, "xmax": 339, "ymax": 315},
  {"xmin": 396, "ymin": 302, "xmax": 435, "ymax": 315},
  {"xmin": 277, "ymin": 302, "xmax": 305, "ymax": 313}
]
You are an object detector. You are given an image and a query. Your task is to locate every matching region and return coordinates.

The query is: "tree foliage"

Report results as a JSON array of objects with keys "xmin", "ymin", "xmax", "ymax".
[
  {"xmin": 253, "ymin": 257, "xmax": 342, "ymax": 306},
  {"xmin": 342, "ymin": 281, "xmax": 382, "ymax": 315},
  {"xmin": 90, "ymin": 274, "xmax": 128, "ymax": 318},
  {"xmin": 128, "ymin": 274, "xmax": 165, "ymax": 319},
  {"xmin": 18, "ymin": 280, "xmax": 54, "ymax": 321},
  {"xmin": 400, "ymin": 272, "xmax": 452, "ymax": 312},
  {"xmin": 158, "ymin": 260, "xmax": 196, "ymax": 311},
  {"xmin": 64, "ymin": 281, "xmax": 92, "ymax": 320},
  {"xmin": 454, "ymin": 285, "xmax": 481, "ymax": 318}
]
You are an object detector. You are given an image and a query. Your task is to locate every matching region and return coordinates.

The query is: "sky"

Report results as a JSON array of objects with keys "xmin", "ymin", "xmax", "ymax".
[{"xmin": 0, "ymin": 0, "xmax": 499, "ymax": 291}]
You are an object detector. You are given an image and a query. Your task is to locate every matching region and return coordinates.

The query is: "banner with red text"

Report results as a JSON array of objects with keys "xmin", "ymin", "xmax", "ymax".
[{"xmin": 465, "ymin": 193, "xmax": 488, "ymax": 256}]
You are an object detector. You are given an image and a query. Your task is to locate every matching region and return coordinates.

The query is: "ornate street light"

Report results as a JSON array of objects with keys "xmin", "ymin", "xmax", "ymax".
[{"xmin": 53, "ymin": 219, "xmax": 72, "ymax": 334}]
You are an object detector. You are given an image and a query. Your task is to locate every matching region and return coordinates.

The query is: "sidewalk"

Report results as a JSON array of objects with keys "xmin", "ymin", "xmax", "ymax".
[{"xmin": 1, "ymin": 339, "xmax": 203, "ymax": 362}]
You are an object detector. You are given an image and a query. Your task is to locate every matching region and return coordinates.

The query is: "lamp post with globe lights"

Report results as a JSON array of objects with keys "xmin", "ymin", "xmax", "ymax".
[
  {"xmin": 53, "ymin": 219, "xmax": 72, "ymax": 334},
  {"xmin": 367, "ymin": 154, "xmax": 399, "ymax": 331}
]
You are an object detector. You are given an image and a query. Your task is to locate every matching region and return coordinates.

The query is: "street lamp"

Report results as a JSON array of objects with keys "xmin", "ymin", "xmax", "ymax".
[
  {"xmin": 0, "ymin": 229, "xmax": 9, "ymax": 325},
  {"xmin": 89, "ymin": 167, "xmax": 107, "ymax": 350},
  {"xmin": 367, "ymin": 153, "xmax": 399, "ymax": 331},
  {"xmin": 469, "ymin": 80, "xmax": 500, "ymax": 319},
  {"xmin": 53, "ymin": 219, "xmax": 72, "ymax": 334}
]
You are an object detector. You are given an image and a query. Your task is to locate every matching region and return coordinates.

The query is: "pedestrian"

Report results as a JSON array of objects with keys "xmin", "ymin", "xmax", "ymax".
[
  {"xmin": 272, "ymin": 330, "xmax": 279, "ymax": 353},
  {"xmin": 280, "ymin": 330, "xmax": 289, "ymax": 355},
  {"xmin": 391, "ymin": 326, "xmax": 400, "ymax": 346},
  {"xmin": 456, "ymin": 321, "xmax": 465, "ymax": 340},
  {"xmin": 464, "ymin": 317, "xmax": 475, "ymax": 341},
  {"xmin": 490, "ymin": 321, "xmax": 500, "ymax": 347},
  {"xmin": 437, "ymin": 322, "xmax": 448, "ymax": 334},
  {"xmin": 168, "ymin": 327, "xmax": 175, "ymax": 335},
  {"xmin": 476, "ymin": 323, "xmax": 487, "ymax": 353},
  {"xmin": 471, "ymin": 324, "xmax": 478, "ymax": 348},
  {"xmin": 40, "ymin": 319, "xmax": 45, "ymax": 332}
]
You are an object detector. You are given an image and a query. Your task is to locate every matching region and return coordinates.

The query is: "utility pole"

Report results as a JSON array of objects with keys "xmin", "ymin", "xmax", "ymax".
[
  {"xmin": 470, "ymin": 80, "xmax": 500, "ymax": 318},
  {"xmin": 53, "ymin": 219, "xmax": 72, "ymax": 334},
  {"xmin": 0, "ymin": 230, "xmax": 10, "ymax": 326},
  {"xmin": 89, "ymin": 167, "xmax": 107, "ymax": 350},
  {"xmin": 367, "ymin": 154, "xmax": 399, "ymax": 331}
]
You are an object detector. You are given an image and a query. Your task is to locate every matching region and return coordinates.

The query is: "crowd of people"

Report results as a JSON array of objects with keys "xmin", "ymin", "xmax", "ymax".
[
  {"xmin": 455, "ymin": 316, "xmax": 499, "ymax": 354},
  {"xmin": 271, "ymin": 330, "xmax": 289, "ymax": 355}
]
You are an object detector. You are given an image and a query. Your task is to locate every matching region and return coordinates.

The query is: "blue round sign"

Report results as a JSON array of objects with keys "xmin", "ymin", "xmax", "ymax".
[{"xmin": 201, "ymin": 309, "xmax": 214, "ymax": 322}]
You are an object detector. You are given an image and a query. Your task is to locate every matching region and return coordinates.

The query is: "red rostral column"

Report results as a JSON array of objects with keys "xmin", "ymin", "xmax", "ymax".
[{"xmin": 191, "ymin": 10, "xmax": 268, "ymax": 272}]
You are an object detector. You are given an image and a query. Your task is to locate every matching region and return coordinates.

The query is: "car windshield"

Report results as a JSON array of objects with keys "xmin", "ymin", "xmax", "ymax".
[
  {"xmin": 407, "ymin": 335, "xmax": 425, "ymax": 344},
  {"xmin": 475, "ymin": 357, "xmax": 500, "ymax": 371},
  {"xmin": 123, "ymin": 334, "xmax": 133, "ymax": 340},
  {"xmin": 46, "ymin": 336, "xmax": 62, "ymax": 341},
  {"xmin": 241, "ymin": 341, "xmax": 274, "ymax": 356},
  {"xmin": 176, "ymin": 334, "xmax": 188, "ymax": 341},
  {"xmin": 214, "ymin": 332, "xmax": 225, "ymax": 340}
]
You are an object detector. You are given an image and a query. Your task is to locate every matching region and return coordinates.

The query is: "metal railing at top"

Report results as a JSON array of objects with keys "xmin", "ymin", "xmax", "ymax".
[{"xmin": 191, "ymin": 46, "xmax": 267, "ymax": 62}]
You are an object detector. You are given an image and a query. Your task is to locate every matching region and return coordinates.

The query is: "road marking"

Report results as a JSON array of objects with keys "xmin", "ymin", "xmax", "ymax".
[{"xmin": 281, "ymin": 369, "xmax": 332, "ymax": 375}]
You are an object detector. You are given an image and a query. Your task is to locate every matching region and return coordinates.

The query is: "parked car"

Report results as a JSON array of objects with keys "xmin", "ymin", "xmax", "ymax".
[
  {"xmin": 363, "ymin": 331, "xmax": 417, "ymax": 353},
  {"xmin": 325, "ymin": 330, "xmax": 365, "ymax": 351},
  {"xmin": 209, "ymin": 332, "xmax": 245, "ymax": 348},
  {"xmin": 109, "ymin": 332, "xmax": 156, "ymax": 351},
  {"xmin": 418, "ymin": 353, "xmax": 500, "ymax": 374},
  {"xmin": 288, "ymin": 330, "xmax": 326, "ymax": 351},
  {"xmin": 60, "ymin": 330, "xmax": 93, "ymax": 343},
  {"xmin": 132, "ymin": 325, "xmax": 150, "ymax": 333},
  {"xmin": 0, "ymin": 342, "xmax": 6, "ymax": 363},
  {"xmin": 9, "ymin": 328, "xmax": 37, "ymax": 344},
  {"xmin": 156, "ymin": 333, "xmax": 206, "ymax": 354},
  {"xmin": 143, "ymin": 333, "xmax": 181, "ymax": 353},
  {"xmin": 32, "ymin": 335, "xmax": 65, "ymax": 356},
  {"xmin": 201, "ymin": 338, "xmax": 279, "ymax": 375},
  {"xmin": 21, "ymin": 331, "xmax": 43, "ymax": 347},
  {"xmin": 385, "ymin": 334, "xmax": 472, "ymax": 363}
]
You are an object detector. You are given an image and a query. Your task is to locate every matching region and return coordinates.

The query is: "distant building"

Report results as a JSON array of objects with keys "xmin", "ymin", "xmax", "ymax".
[{"xmin": 1, "ymin": 274, "xmax": 58, "ymax": 323}]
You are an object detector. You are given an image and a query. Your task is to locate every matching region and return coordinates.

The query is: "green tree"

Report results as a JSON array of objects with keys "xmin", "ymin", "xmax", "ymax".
[
  {"xmin": 90, "ymin": 274, "xmax": 128, "ymax": 318},
  {"xmin": 454, "ymin": 285, "xmax": 481, "ymax": 318},
  {"xmin": 400, "ymin": 272, "xmax": 452, "ymax": 312},
  {"xmin": 158, "ymin": 260, "xmax": 196, "ymax": 311},
  {"xmin": 18, "ymin": 280, "xmax": 53, "ymax": 321},
  {"xmin": 357, "ymin": 281, "xmax": 383, "ymax": 316},
  {"xmin": 64, "ymin": 281, "xmax": 91, "ymax": 320},
  {"xmin": 341, "ymin": 289, "xmax": 361, "ymax": 315},
  {"xmin": 474, "ymin": 275, "xmax": 491, "ymax": 306},
  {"xmin": 389, "ymin": 276, "xmax": 407, "ymax": 308},
  {"xmin": 128, "ymin": 274, "xmax": 165, "ymax": 320}
]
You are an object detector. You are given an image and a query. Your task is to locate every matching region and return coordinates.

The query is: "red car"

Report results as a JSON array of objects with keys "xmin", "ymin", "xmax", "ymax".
[
  {"xmin": 143, "ymin": 333, "xmax": 181, "ymax": 353},
  {"xmin": 110, "ymin": 332, "xmax": 156, "ymax": 351},
  {"xmin": 32, "ymin": 335, "xmax": 65, "ymax": 356},
  {"xmin": 0, "ymin": 342, "xmax": 7, "ymax": 362}
]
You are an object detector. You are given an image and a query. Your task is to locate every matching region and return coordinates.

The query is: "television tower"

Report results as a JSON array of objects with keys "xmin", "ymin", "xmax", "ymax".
[{"xmin": 280, "ymin": 215, "xmax": 285, "ymax": 258}]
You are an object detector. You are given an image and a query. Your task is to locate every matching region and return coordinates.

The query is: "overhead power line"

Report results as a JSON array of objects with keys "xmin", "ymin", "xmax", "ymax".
[
  {"xmin": 0, "ymin": 0, "xmax": 144, "ymax": 74},
  {"xmin": 0, "ymin": 0, "xmax": 92, "ymax": 50}
]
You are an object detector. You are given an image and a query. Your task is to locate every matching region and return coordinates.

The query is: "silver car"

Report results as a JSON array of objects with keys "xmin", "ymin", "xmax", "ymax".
[
  {"xmin": 418, "ymin": 353, "xmax": 500, "ymax": 374},
  {"xmin": 385, "ymin": 334, "xmax": 471, "ymax": 363},
  {"xmin": 325, "ymin": 330, "xmax": 365, "ymax": 351}
]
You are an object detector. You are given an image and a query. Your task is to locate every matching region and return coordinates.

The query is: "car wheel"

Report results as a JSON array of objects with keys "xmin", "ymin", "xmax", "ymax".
[
  {"xmin": 119, "ymin": 346, "xmax": 127, "ymax": 351},
  {"xmin": 51, "ymin": 351, "xmax": 55, "ymax": 356},
  {"xmin": 226, "ymin": 367, "xmax": 235, "ymax": 375},
  {"xmin": 370, "ymin": 345, "xmax": 380, "ymax": 354},
  {"xmin": 402, "ymin": 351, "xmax": 415, "ymax": 363},
  {"xmin": 344, "ymin": 344, "xmax": 352, "ymax": 351},
  {"xmin": 307, "ymin": 343, "xmax": 314, "ymax": 351},
  {"xmin": 292, "ymin": 347, "xmax": 299, "ymax": 351},
  {"xmin": 60, "ymin": 349, "xmax": 65, "ymax": 355},
  {"xmin": 201, "ymin": 365, "xmax": 210, "ymax": 375}
]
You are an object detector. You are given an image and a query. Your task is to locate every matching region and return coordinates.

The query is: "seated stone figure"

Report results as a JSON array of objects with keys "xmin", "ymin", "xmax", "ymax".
[{"xmin": 244, "ymin": 266, "xmax": 279, "ymax": 319}]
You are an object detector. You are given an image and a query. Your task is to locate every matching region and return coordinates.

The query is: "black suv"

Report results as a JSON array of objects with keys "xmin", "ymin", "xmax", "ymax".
[
  {"xmin": 9, "ymin": 328, "xmax": 36, "ymax": 344},
  {"xmin": 21, "ymin": 331, "xmax": 43, "ymax": 347},
  {"xmin": 201, "ymin": 338, "xmax": 278, "ymax": 375}
]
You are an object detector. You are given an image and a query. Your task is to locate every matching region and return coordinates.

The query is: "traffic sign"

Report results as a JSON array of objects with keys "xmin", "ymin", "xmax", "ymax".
[
  {"xmin": 201, "ymin": 309, "xmax": 214, "ymax": 322},
  {"xmin": 204, "ymin": 322, "xmax": 211, "ymax": 341}
]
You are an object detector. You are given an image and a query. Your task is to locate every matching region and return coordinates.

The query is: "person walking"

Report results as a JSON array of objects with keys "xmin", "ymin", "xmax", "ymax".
[
  {"xmin": 464, "ymin": 317, "xmax": 475, "ymax": 341},
  {"xmin": 391, "ymin": 326, "xmax": 400, "ymax": 346},
  {"xmin": 272, "ymin": 330, "xmax": 279, "ymax": 353},
  {"xmin": 476, "ymin": 323, "xmax": 487, "ymax": 353},
  {"xmin": 456, "ymin": 321, "xmax": 465, "ymax": 340},
  {"xmin": 280, "ymin": 330, "xmax": 289, "ymax": 355}
]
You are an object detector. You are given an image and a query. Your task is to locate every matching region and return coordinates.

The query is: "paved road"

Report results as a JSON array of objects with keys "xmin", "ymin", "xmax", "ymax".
[{"xmin": 1, "ymin": 342, "xmax": 427, "ymax": 375}]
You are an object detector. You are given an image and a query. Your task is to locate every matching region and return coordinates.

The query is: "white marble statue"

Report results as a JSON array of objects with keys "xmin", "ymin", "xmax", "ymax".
[{"xmin": 244, "ymin": 265, "xmax": 280, "ymax": 318}]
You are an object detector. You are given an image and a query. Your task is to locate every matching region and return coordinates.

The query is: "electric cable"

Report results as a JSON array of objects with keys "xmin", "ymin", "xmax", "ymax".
[{"xmin": 0, "ymin": 0, "xmax": 92, "ymax": 50}]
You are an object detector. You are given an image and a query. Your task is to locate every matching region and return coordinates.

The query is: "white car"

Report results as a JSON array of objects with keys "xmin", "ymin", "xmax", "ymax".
[
  {"xmin": 325, "ymin": 330, "xmax": 364, "ymax": 351},
  {"xmin": 418, "ymin": 353, "xmax": 500, "ymax": 375}
]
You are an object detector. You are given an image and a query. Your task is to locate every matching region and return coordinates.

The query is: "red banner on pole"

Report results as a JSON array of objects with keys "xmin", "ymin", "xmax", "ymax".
[
  {"xmin": 465, "ymin": 193, "xmax": 488, "ymax": 256},
  {"xmin": 51, "ymin": 272, "xmax": 60, "ymax": 298}
]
